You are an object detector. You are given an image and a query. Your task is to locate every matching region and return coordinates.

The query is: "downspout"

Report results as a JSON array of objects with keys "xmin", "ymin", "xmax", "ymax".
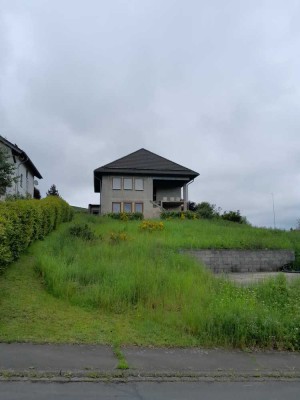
[{"xmin": 183, "ymin": 179, "xmax": 195, "ymax": 211}]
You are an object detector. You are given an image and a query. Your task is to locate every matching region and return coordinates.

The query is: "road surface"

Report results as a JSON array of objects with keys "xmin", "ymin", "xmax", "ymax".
[{"xmin": 1, "ymin": 381, "xmax": 300, "ymax": 400}]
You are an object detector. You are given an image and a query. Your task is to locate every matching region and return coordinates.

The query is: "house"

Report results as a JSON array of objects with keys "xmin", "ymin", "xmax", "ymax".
[
  {"xmin": 0, "ymin": 135, "xmax": 42, "ymax": 199},
  {"xmin": 94, "ymin": 148, "xmax": 199, "ymax": 218}
]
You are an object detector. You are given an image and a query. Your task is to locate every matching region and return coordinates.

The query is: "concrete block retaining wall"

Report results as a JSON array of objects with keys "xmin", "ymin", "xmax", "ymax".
[{"xmin": 184, "ymin": 250, "xmax": 295, "ymax": 273}]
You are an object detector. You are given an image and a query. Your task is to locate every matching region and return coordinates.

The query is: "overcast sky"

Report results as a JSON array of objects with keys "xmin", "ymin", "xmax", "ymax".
[{"xmin": 0, "ymin": 0, "xmax": 299, "ymax": 229}]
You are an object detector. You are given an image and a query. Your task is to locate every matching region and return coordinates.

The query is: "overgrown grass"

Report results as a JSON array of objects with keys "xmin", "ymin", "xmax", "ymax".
[
  {"xmin": 0, "ymin": 253, "xmax": 196, "ymax": 345},
  {"xmin": 27, "ymin": 214, "xmax": 300, "ymax": 349}
]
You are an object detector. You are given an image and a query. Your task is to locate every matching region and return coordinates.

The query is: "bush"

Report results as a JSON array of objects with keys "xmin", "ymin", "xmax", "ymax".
[
  {"xmin": 0, "ymin": 196, "xmax": 73, "ymax": 271},
  {"xmin": 222, "ymin": 210, "xmax": 248, "ymax": 224},
  {"xmin": 140, "ymin": 220, "xmax": 164, "ymax": 231},
  {"xmin": 196, "ymin": 202, "xmax": 220, "ymax": 219},
  {"xmin": 69, "ymin": 224, "xmax": 96, "ymax": 241},
  {"xmin": 161, "ymin": 211, "xmax": 197, "ymax": 220},
  {"xmin": 109, "ymin": 231, "xmax": 128, "ymax": 243},
  {"xmin": 106, "ymin": 212, "xmax": 144, "ymax": 221}
]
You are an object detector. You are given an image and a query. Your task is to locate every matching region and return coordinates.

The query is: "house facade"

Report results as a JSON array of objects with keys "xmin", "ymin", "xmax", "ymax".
[
  {"xmin": 94, "ymin": 148, "xmax": 199, "ymax": 218},
  {"xmin": 0, "ymin": 135, "xmax": 42, "ymax": 199}
]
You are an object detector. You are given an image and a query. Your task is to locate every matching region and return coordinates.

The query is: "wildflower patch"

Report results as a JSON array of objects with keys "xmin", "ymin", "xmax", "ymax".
[{"xmin": 139, "ymin": 220, "xmax": 164, "ymax": 232}]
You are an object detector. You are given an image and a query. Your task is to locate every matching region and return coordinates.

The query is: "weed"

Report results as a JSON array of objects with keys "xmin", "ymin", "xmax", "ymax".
[
  {"xmin": 69, "ymin": 224, "xmax": 96, "ymax": 241},
  {"xmin": 113, "ymin": 344, "xmax": 129, "ymax": 370}
]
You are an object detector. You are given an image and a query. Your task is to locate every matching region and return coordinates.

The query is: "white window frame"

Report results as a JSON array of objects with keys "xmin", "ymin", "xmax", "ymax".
[
  {"xmin": 123, "ymin": 178, "xmax": 133, "ymax": 190},
  {"xmin": 112, "ymin": 177, "xmax": 121, "ymax": 190},
  {"xmin": 135, "ymin": 178, "xmax": 144, "ymax": 191}
]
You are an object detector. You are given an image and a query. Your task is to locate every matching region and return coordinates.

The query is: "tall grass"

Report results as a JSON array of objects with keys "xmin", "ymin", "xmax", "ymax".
[{"xmin": 33, "ymin": 215, "xmax": 300, "ymax": 349}]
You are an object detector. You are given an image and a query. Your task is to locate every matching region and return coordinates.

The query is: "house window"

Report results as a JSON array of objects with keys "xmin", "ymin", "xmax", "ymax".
[
  {"xmin": 112, "ymin": 202, "xmax": 121, "ymax": 213},
  {"xmin": 123, "ymin": 178, "xmax": 133, "ymax": 190},
  {"xmin": 112, "ymin": 177, "xmax": 121, "ymax": 190},
  {"xmin": 20, "ymin": 174, "xmax": 23, "ymax": 188},
  {"xmin": 123, "ymin": 202, "xmax": 132, "ymax": 213},
  {"xmin": 135, "ymin": 202, "xmax": 143, "ymax": 213},
  {"xmin": 135, "ymin": 178, "xmax": 144, "ymax": 191}
]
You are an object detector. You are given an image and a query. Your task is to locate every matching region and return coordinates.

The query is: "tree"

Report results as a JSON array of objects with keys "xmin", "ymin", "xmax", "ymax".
[
  {"xmin": 196, "ymin": 202, "xmax": 220, "ymax": 219},
  {"xmin": 46, "ymin": 184, "xmax": 60, "ymax": 197},
  {"xmin": 0, "ymin": 146, "xmax": 17, "ymax": 196}
]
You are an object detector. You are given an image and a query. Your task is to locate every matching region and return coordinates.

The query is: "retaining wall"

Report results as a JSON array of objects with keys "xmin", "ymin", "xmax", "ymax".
[{"xmin": 184, "ymin": 250, "xmax": 295, "ymax": 273}]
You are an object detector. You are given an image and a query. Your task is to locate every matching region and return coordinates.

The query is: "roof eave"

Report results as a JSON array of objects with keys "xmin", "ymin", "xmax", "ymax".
[
  {"xmin": 94, "ymin": 168, "xmax": 198, "ymax": 177},
  {"xmin": 0, "ymin": 136, "xmax": 42, "ymax": 179}
]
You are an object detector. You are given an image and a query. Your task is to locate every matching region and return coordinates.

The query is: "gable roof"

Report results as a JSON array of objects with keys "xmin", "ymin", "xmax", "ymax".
[
  {"xmin": 94, "ymin": 148, "xmax": 199, "ymax": 192},
  {"xmin": 0, "ymin": 135, "xmax": 43, "ymax": 179}
]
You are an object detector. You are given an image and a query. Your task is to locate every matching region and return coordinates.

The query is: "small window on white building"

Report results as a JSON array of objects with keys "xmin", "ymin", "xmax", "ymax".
[
  {"xmin": 124, "ymin": 202, "xmax": 132, "ymax": 213},
  {"xmin": 112, "ymin": 202, "xmax": 121, "ymax": 213},
  {"xmin": 135, "ymin": 178, "xmax": 144, "ymax": 191},
  {"xmin": 20, "ymin": 174, "xmax": 23, "ymax": 188},
  {"xmin": 123, "ymin": 178, "xmax": 133, "ymax": 190},
  {"xmin": 135, "ymin": 203, "xmax": 143, "ymax": 213},
  {"xmin": 112, "ymin": 177, "xmax": 121, "ymax": 190}
]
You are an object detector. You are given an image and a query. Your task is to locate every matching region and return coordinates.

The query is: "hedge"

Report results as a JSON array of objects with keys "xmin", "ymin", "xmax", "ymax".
[{"xmin": 0, "ymin": 197, "xmax": 73, "ymax": 270}]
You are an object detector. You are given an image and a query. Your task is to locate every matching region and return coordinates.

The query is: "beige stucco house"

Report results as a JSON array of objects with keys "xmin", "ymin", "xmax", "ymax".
[
  {"xmin": 0, "ymin": 135, "xmax": 42, "ymax": 199},
  {"xmin": 94, "ymin": 148, "xmax": 199, "ymax": 218}
]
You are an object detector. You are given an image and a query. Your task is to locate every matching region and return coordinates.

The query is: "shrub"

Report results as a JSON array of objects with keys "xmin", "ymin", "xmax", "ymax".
[
  {"xmin": 139, "ymin": 220, "xmax": 164, "ymax": 232},
  {"xmin": 196, "ymin": 202, "xmax": 220, "ymax": 219},
  {"xmin": 161, "ymin": 211, "xmax": 197, "ymax": 220},
  {"xmin": 109, "ymin": 231, "xmax": 128, "ymax": 243},
  {"xmin": 222, "ymin": 210, "xmax": 248, "ymax": 224},
  {"xmin": 0, "ymin": 196, "xmax": 73, "ymax": 271},
  {"xmin": 106, "ymin": 212, "xmax": 143, "ymax": 221},
  {"xmin": 69, "ymin": 224, "xmax": 96, "ymax": 241}
]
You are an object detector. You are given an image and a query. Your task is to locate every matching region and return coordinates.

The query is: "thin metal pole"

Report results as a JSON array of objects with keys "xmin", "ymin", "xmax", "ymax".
[{"xmin": 271, "ymin": 193, "xmax": 276, "ymax": 229}]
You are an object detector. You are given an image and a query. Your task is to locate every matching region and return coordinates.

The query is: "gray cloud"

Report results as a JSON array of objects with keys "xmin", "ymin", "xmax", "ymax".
[{"xmin": 0, "ymin": 0, "xmax": 299, "ymax": 228}]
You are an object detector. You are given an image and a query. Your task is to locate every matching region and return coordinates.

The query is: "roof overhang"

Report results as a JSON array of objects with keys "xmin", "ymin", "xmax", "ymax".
[{"xmin": 0, "ymin": 135, "xmax": 43, "ymax": 179}]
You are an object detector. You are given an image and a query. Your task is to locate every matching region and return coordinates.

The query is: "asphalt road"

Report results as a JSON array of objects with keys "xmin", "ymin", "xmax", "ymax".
[{"xmin": 1, "ymin": 381, "xmax": 300, "ymax": 400}]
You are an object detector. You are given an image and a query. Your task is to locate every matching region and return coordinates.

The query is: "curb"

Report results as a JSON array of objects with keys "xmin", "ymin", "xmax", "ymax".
[{"xmin": 1, "ymin": 369, "xmax": 300, "ymax": 383}]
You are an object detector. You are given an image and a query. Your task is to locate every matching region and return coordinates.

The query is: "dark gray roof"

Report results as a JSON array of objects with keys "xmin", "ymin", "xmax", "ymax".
[
  {"xmin": 0, "ymin": 135, "xmax": 43, "ymax": 179},
  {"xmin": 94, "ymin": 148, "xmax": 199, "ymax": 192}
]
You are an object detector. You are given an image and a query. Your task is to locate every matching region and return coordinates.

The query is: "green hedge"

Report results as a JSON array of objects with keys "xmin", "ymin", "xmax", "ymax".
[{"xmin": 0, "ymin": 197, "xmax": 73, "ymax": 270}]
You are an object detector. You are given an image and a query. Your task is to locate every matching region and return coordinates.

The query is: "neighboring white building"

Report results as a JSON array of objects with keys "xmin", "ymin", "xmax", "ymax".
[
  {"xmin": 94, "ymin": 148, "xmax": 199, "ymax": 218},
  {"xmin": 0, "ymin": 135, "xmax": 42, "ymax": 199}
]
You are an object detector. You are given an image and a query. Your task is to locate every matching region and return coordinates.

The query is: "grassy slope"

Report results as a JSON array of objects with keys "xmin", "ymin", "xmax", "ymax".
[
  {"xmin": 1, "ymin": 215, "xmax": 300, "ymax": 348},
  {"xmin": 0, "ymin": 252, "xmax": 197, "ymax": 346}
]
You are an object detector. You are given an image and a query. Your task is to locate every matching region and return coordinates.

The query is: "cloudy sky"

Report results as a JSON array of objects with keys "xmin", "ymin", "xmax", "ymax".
[{"xmin": 0, "ymin": 0, "xmax": 299, "ymax": 229}]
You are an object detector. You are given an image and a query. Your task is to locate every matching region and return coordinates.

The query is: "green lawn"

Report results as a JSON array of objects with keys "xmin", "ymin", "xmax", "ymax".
[{"xmin": 1, "ymin": 215, "xmax": 300, "ymax": 349}]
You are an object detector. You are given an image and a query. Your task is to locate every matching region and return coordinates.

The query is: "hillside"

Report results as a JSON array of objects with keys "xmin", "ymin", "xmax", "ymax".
[{"xmin": 1, "ymin": 214, "xmax": 300, "ymax": 349}]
